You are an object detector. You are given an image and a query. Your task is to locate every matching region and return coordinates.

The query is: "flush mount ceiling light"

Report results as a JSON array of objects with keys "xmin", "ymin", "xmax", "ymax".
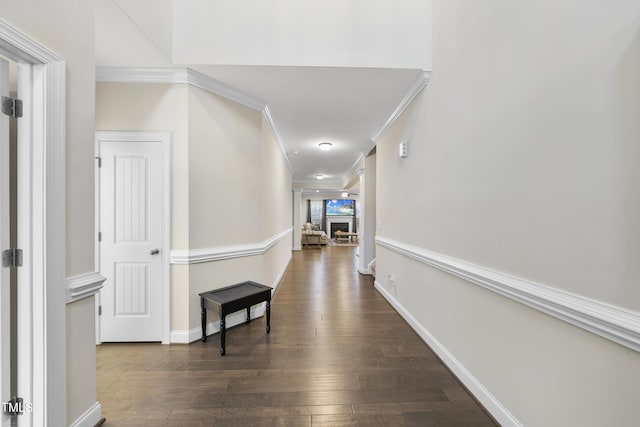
[
  {"xmin": 318, "ymin": 142, "xmax": 333, "ymax": 151},
  {"xmin": 341, "ymin": 192, "xmax": 349, "ymax": 197},
  {"xmin": 315, "ymin": 174, "xmax": 324, "ymax": 180}
]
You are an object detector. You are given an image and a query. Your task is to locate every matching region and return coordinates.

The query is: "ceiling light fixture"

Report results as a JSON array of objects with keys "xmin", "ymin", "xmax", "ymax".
[
  {"xmin": 315, "ymin": 174, "xmax": 324, "ymax": 180},
  {"xmin": 318, "ymin": 142, "xmax": 333, "ymax": 151},
  {"xmin": 341, "ymin": 192, "xmax": 349, "ymax": 198}
]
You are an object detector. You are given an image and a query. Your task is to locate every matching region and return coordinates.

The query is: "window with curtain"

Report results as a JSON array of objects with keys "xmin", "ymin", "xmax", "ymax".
[{"xmin": 310, "ymin": 200, "xmax": 323, "ymax": 225}]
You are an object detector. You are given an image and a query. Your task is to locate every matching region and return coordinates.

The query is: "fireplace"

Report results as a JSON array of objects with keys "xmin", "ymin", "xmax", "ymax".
[{"xmin": 330, "ymin": 222, "xmax": 349, "ymax": 238}]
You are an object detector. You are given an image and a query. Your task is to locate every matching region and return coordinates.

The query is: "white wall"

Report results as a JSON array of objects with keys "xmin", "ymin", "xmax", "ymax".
[
  {"xmin": 187, "ymin": 86, "xmax": 262, "ymax": 248},
  {"xmin": 375, "ymin": 1, "xmax": 640, "ymax": 425},
  {"xmin": 96, "ymin": 82, "xmax": 191, "ymax": 332},
  {"xmin": 173, "ymin": 0, "xmax": 432, "ymax": 69},
  {"xmin": 186, "ymin": 86, "xmax": 292, "ymax": 329},
  {"xmin": 1, "ymin": 1, "xmax": 98, "ymax": 425},
  {"xmin": 96, "ymin": 81, "xmax": 293, "ymax": 336},
  {"xmin": 261, "ymin": 116, "xmax": 293, "ymax": 281}
]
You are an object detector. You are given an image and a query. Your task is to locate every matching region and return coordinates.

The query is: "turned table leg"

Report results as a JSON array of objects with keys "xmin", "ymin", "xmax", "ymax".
[
  {"xmin": 200, "ymin": 297, "xmax": 207, "ymax": 343},
  {"xmin": 220, "ymin": 317, "xmax": 226, "ymax": 356},
  {"xmin": 266, "ymin": 300, "xmax": 271, "ymax": 333}
]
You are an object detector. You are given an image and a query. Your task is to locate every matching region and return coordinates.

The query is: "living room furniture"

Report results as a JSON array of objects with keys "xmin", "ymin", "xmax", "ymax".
[
  {"xmin": 199, "ymin": 281, "xmax": 272, "ymax": 355},
  {"xmin": 301, "ymin": 222, "xmax": 328, "ymax": 247},
  {"xmin": 334, "ymin": 230, "xmax": 359, "ymax": 243}
]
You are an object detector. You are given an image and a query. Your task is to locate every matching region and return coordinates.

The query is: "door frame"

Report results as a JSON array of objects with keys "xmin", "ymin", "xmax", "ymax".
[
  {"xmin": 95, "ymin": 131, "xmax": 172, "ymax": 345},
  {"xmin": 0, "ymin": 18, "xmax": 66, "ymax": 426}
]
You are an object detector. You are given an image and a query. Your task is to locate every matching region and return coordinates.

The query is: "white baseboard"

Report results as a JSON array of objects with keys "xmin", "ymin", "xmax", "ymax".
[
  {"xmin": 374, "ymin": 281, "xmax": 522, "ymax": 427},
  {"xmin": 171, "ymin": 253, "xmax": 291, "ymax": 343},
  {"xmin": 69, "ymin": 402, "xmax": 102, "ymax": 427},
  {"xmin": 271, "ymin": 252, "xmax": 292, "ymax": 295},
  {"xmin": 172, "ymin": 305, "xmax": 268, "ymax": 344},
  {"xmin": 358, "ymin": 267, "xmax": 373, "ymax": 275}
]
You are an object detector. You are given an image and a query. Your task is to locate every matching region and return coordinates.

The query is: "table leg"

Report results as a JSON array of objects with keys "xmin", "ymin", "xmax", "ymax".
[
  {"xmin": 246, "ymin": 306, "xmax": 251, "ymax": 323},
  {"xmin": 200, "ymin": 297, "xmax": 207, "ymax": 343},
  {"xmin": 266, "ymin": 300, "xmax": 271, "ymax": 333},
  {"xmin": 220, "ymin": 317, "xmax": 226, "ymax": 356}
]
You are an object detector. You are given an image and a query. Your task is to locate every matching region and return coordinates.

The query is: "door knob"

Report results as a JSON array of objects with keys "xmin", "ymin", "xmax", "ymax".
[{"xmin": 149, "ymin": 249, "xmax": 160, "ymax": 255}]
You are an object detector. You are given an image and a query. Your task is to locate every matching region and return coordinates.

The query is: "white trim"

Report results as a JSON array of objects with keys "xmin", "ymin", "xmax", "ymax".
[
  {"xmin": 96, "ymin": 67, "xmax": 267, "ymax": 111},
  {"xmin": 68, "ymin": 402, "xmax": 102, "ymax": 427},
  {"xmin": 186, "ymin": 68, "xmax": 266, "ymax": 111},
  {"xmin": 0, "ymin": 17, "xmax": 67, "ymax": 427},
  {"xmin": 172, "ymin": 305, "xmax": 268, "ymax": 344},
  {"xmin": 96, "ymin": 67, "xmax": 294, "ymax": 173},
  {"xmin": 376, "ymin": 236, "xmax": 640, "ymax": 353},
  {"xmin": 358, "ymin": 267, "xmax": 373, "ymax": 275},
  {"xmin": 341, "ymin": 152, "xmax": 365, "ymax": 188},
  {"xmin": 371, "ymin": 69, "xmax": 431, "ymax": 143},
  {"xmin": 95, "ymin": 131, "xmax": 172, "ymax": 344},
  {"xmin": 263, "ymin": 106, "xmax": 293, "ymax": 172},
  {"xmin": 374, "ymin": 281, "xmax": 522, "ymax": 427},
  {"xmin": 95, "ymin": 66, "xmax": 184, "ymax": 84},
  {"xmin": 270, "ymin": 252, "xmax": 291, "ymax": 295},
  {"xmin": 171, "ymin": 228, "xmax": 292, "ymax": 265},
  {"xmin": 66, "ymin": 272, "xmax": 106, "ymax": 303},
  {"xmin": 171, "ymin": 251, "xmax": 291, "ymax": 343},
  {"xmin": 0, "ymin": 18, "xmax": 62, "ymax": 63}
]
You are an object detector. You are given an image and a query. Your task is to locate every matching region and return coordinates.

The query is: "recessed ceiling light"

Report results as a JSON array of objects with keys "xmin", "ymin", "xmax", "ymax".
[
  {"xmin": 318, "ymin": 142, "xmax": 333, "ymax": 151},
  {"xmin": 315, "ymin": 174, "xmax": 324, "ymax": 180}
]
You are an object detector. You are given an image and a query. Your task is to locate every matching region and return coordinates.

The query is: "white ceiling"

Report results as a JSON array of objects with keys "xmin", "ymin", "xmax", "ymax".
[{"xmin": 95, "ymin": 0, "xmax": 430, "ymax": 189}]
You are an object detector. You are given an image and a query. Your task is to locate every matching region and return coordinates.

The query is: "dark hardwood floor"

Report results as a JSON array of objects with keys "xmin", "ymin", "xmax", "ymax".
[{"xmin": 97, "ymin": 246, "xmax": 497, "ymax": 426}]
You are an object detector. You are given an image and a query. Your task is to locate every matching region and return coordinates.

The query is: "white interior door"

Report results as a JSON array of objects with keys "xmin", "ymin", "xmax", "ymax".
[
  {"xmin": 99, "ymin": 138, "xmax": 164, "ymax": 342},
  {"xmin": 0, "ymin": 57, "xmax": 11, "ymax": 427}
]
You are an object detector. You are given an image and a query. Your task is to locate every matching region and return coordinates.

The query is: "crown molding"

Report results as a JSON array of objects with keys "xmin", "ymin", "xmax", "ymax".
[
  {"xmin": 376, "ymin": 235, "xmax": 640, "ymax": 353},
  {"xmin": 96, "ymin": 67, "xmax": 267, "ymax": 111},
  {"xmin": 372, "ymin": 69, "xmax": 431, "ymax": 143},
  {"xmin": 96, "ymin": 66, "xmax": 185, "ymax": 84},
  {"xmin": 96, "ymin": 67, "xmax": 293, "ymax": 173},
  {"xmin": 186, "ymin": 68, "xmax": 267, "ymax": 111},
  {"xmin": 263, "ymin": 105, "xmax": 293, "ymax": 172},
  {"xmin": 171, "ymin": 228, "xmax": 292, "ymax": 265},
  {"xmin": 340, "ymin": 152, "xmax": 365, "ymax": 187}
]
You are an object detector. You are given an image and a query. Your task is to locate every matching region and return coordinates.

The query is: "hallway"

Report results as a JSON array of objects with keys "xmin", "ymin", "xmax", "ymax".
[{"xmin": 97, "ymin": 246, "xmax": 497, "ymax": 426}]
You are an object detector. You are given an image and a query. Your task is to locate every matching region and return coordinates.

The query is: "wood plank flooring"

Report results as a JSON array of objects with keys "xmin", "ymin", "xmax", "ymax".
[{"xmin": 97, "ymin": 246, "xmax": 497, "ymax": 426}]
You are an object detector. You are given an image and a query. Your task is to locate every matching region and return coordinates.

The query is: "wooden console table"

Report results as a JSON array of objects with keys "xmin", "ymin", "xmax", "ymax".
[
  {"xmin": 199, "ymin": 281, "xmax": 272, "ymax": 355},
  {"xmin": 335, "ymin": 230, "xmax": 359, "ymax": 243}
]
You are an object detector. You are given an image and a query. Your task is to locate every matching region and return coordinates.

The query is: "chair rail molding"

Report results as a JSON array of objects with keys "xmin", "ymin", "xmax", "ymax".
[
  {"xmin": 375, "ymin": 235, "xmax": 640, "ymax": 353},
  {"xmin": 170, "ymin": 228, "xmax": 293, "ymax": 265},
  {"xmin": 66, "ymin": 272, "xmax": 106, "ymax": 304},
  {"xmin": 170, "ymin": 250, "xmax": 291, "ymax": 343}
]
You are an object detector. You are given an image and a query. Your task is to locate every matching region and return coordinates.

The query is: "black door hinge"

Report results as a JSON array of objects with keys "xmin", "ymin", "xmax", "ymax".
[
  {"xmin": 2, "ymin": 248, "xmax": 23, "ymax": 268},
  {"xmin": 1, "ymin": 96, "xmax": 23, "ymax": 118}
]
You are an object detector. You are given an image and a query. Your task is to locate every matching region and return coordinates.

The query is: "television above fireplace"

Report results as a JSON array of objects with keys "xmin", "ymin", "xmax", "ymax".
[{"xmin": 326, "ymin": 199, "xmax": 355, "ymax": 216}]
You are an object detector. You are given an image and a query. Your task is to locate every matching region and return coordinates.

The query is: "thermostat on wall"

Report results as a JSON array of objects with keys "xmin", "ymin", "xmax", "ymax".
[{"xmin": 399, "ymin": 141, "xmax": 408, "ymax": 158}]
